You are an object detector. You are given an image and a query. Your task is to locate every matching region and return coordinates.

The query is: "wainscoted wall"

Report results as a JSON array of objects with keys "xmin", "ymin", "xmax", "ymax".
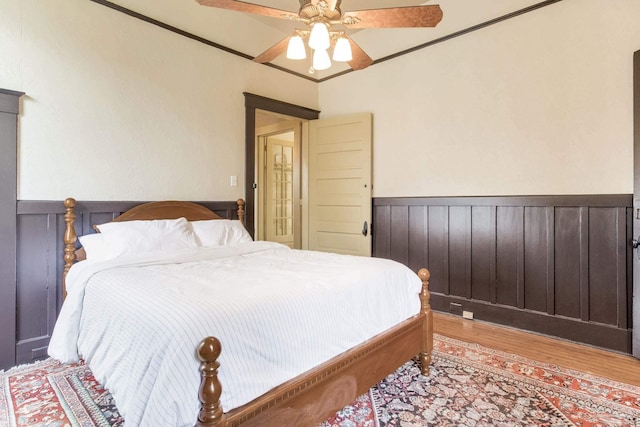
[
  {"xmin": 11, "ymin": 195, "xmax": 634, "ymax": 366},
  {"xmin": 373, "ymin": 195, "xmax": 633, "ymax": 353},
  {"xmin": 14, "ymin": 200, "xmax": 240, "ymax": 366}
]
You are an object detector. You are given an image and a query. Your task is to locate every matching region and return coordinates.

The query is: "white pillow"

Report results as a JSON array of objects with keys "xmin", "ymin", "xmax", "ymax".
[
  {"xmin": 95, "ymin": 217, "xmax": 199, "ymax": 259},
  {"xmin": 78, "ymin": 233, "xmax": 111, "ymax": 262},
  {"xmin": 191, "ymin": 219, "xmax": 252, "ymax": 247}
]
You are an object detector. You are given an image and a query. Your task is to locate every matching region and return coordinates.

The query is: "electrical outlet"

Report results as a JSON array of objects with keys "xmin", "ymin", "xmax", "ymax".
[
  {"xmin": 462, "ymin": 310, "xmax": 474, "ymax": 320},
  {"xmin": 449, "ymin": 302, "xmax": 462, "ymax": 316}
]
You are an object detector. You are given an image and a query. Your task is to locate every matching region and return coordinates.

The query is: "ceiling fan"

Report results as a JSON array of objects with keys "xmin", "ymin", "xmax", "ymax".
[{"xmin": 196, "ymin": 0, "xmax": 443, "ymax": 73}]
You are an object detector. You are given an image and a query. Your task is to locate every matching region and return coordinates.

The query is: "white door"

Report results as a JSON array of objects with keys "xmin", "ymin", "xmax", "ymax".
[{"xmin": 307, "ymin": 113, "xmax": 372, "ymax": 256}]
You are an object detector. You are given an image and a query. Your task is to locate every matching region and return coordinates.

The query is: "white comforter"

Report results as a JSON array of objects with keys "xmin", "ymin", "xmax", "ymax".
[{"xmin": 49, "ymin": 241, "xmax": 422, "ymax": 427}]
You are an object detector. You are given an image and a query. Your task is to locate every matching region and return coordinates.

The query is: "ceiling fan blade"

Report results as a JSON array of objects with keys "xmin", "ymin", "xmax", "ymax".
[
  {"xmin": 253, "ymin": 34, "xmax": 293, "ymax": 64},
  {"xmin": 196, "ymin": 0, "xmax": 297, "ymax": 20},
  {"xmin": 345, "ymin": 35, "xmax": 373, "ymax": 71},
  {"xmin": 343, "ymin": 5, "xmax": 443, "ymax": 28}
]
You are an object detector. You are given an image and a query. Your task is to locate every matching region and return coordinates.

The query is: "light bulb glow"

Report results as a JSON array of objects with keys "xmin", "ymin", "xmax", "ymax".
[
  {"xmin": 332, "ymin": 37, "xmax": 352, "ymax": 62},
  {"xmin": 308, "ymin": 22, "xmax": 330, "ymax": 50},
  {"xmin": 312, "ymin": 48, "xmax": 331, "ymax": 70},
  {"xmin": 286, "ymin": 36, "xmax": 306, "ymax": 60}
]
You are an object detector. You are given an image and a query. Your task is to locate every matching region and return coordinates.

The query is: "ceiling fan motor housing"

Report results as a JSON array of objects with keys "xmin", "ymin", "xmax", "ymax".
[{"xmin": 298, "ymin": 0, "xmax": 342, "ymax": 21}]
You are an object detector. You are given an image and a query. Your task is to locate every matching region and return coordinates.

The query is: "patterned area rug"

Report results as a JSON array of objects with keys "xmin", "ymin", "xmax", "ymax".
[
  {"xmin": 2, "ymin": 335, "xmax": 639, "ymax": 426},
  {"xmin": 0, "ymin": 358, "xmax": 122, "ymax": 427},
  {"xmin": 324, "ymin": 336, "xmax": 640, "ymax": 427}
]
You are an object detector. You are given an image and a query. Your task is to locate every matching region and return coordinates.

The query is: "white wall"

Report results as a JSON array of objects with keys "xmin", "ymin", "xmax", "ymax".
[
  {"xmin": 5, "ymin": 0, "xmax": 639, "ymax": 201},
  {"xmin": 0, "ymin": 0, "xmax": 318, "ymax": 201},
  {"xmin": 318, "ymin": 0, "xmax": 640, "ymax": 197}
]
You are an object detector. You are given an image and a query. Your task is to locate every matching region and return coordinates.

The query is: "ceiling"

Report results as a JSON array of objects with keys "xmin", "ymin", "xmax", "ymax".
[{"xmin": 98, "ymin": 0, "xmax": 559, "ymax": 81}]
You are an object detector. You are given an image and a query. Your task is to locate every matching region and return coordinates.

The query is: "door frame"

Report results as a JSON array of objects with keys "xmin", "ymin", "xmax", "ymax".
[
  {"xmin": 0, "ymin": 89, "xmax": 23, "ymax": 370},
  {"xmin": 633, "ymin": 50, "xmax": 640, "ymax": 358},
  {"xmin": 243, "ymin": 93, "xmax": 319, "ymax": 238}
]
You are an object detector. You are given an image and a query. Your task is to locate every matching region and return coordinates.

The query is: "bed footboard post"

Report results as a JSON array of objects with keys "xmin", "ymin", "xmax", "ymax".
[
  {"xmin": 418, "ymin": 268, "xmax": 433, "ymax": 376},
  {"xmin": 63, "ymin": 198, "xmax": 78, "ymax": 299},
  {"xmin": 196, "ymin": 337, "xmax": 227, "ymax": 427}
]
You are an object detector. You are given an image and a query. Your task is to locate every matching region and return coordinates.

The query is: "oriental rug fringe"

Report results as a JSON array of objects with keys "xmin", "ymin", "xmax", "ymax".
[{"xmin": 1, "ymin": 335, "xmax": 639, "ymax": 426}]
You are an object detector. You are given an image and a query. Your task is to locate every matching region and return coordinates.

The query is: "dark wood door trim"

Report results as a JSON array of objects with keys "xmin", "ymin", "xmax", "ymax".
[
  {"xmin": 0, "ymin": 89, "xmax": 23, "ymax": 369},
  {"xmin": 243, "ymin": 93, "xmax": 319, "ymax": 237},
  {"xmin": 633, "ymin": 50, "xmax": 640, "ymax": 358}
]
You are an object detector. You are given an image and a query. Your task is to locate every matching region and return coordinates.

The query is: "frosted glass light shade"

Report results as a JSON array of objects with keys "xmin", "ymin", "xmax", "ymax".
[
  {"xmin": 308, "ymin": 22, "xmax": 330, "ymax": 50},
  {"xmin": 332, "ymin": 37, "xmax": 352, "ymax": 62},
  {"xmin": 312, "ymin": 48, "xmax": 331, "ymax": 70},
  {"xmin": 286, "ymin": 36, "xmax": 306, "ymax": 60}
]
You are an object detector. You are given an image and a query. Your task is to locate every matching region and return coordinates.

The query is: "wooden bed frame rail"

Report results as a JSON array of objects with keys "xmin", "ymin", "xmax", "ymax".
[
  {"xmin": 61, "ymin": 197, "xmax": 431, "ymax": 427},
  {"xmin": 196, "ymin": 269, "xmax": 432, "ymax": 427}
]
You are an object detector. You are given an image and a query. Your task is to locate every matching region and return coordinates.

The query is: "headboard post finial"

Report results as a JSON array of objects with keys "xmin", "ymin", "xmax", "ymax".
[
  {"xmin": 63, "ymin": 198, "xmax": 78, "ymax": 299},
  {"xmin": 237, "ymin": 199, "xmax": 245, "ymax": 225}
]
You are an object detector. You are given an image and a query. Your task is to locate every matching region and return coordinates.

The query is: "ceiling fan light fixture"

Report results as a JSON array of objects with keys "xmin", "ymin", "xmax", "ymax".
[
  {"xmin": 308, "ymin": 22, "xmax": 330, "ymax": 50},
  {"xmin": 286, "ymin": 35, "xmax": 306, "ymax": 60},
  {"xmin": 312, "ymin": 48, "xmax": 332, "ymax": 71},
  {"xmin": 332, "ymin": 37, "xmax": 352, "ymax": 62}
]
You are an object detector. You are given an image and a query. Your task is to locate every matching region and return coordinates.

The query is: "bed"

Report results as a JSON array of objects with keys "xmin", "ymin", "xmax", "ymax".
[{"xmin": 51, "ymin": 197, "xmax": 433, "ymax": 427}]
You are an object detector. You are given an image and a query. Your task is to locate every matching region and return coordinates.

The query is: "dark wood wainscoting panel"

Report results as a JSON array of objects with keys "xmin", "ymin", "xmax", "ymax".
[
  {"xmin": 448, "ymin": 206, "xmax": 472, "ymax": 299},
  {"xmin": 554, "ymin": 207, "xmax": 583, "ymax": 320},
  {"xmin": 495, "ymin": 206, "xmax": 524, "ymax": 308},
  {"xmin": 14, "ymin": 199, "xmax": 239, "ymax": 366},
  {"xmin": 372, "ymin": 195, "xmax": 633, "ymax": 353},
  {"xmin": 407, "ymin": 205, "xmax": 428, "ymax": 272},
  {"xmin": 16, "ymin": 214, "xmax": 58, "ymax": 364},
  {"xmin": 589, "ymin": 207, "xmax": 628, "ymax": 328},
  {"xmin": 427, "ymin": 206, "xmax": 449, "ymax": 295},
  {"xmin": 523, "ymin": 207, "xmax": 553, "ymax": 314},
  {"xmin": 471, "ymin": 206, "xmax": 495, "ymax": 304},
  {"xmin": 390, "ymin": 205, "xmax": 409, "ymax": 265}
]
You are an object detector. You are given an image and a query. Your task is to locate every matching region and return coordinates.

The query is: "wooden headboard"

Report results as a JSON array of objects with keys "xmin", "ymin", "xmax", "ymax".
[{"xmin": 62, "ymin": 198, "xmax": 246, "ymax": 298}]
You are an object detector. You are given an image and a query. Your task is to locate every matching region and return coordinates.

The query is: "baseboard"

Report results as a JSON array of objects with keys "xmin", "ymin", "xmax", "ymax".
[{"xmin": 431, "ymin": 294, "xmax": 631, "ymax": 354}]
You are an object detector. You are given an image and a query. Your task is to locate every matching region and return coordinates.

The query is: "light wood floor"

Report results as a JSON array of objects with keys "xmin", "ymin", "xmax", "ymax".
[{"xmin": 433, "ymin": 312, "xmax": 640, "ymax": 387}]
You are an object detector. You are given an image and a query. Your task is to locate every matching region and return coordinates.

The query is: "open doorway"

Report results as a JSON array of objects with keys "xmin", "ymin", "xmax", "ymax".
[
  {"xmin": 244, "ymin": 93, "xmax": 373, "ymax": 257},
  {"xmin": 243, "ymin": 93, "xmax": 320, "ymax": 240},
  {"xmin": 255, "ymin": 117, "xmax": 302, "ymax": 248}
]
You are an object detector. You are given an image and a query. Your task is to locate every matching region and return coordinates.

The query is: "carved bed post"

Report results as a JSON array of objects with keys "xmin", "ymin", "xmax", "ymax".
[
  {"xmin": 63, "ymin": 198, "xmax": 78, "ymax": 299},
  {"xmin": 196, "ymin": 337, "xmax": 227, "ymax": 427},
  {"xmin": 236, "ymin": 199, "xmax": 245, "ymax": 225},
  {"xmin": 418, "ymin": 268, "xmax": 433, "ymax": 376}
]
